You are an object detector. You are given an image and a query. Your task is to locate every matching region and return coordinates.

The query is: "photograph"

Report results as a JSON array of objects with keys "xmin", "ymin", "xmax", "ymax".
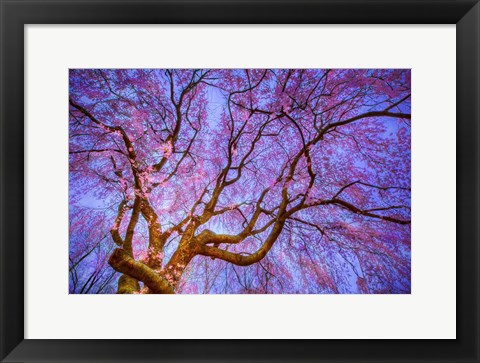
[
  {"xmin": 69, "ymin": 68, "xmax": 411, "ymax": 294},
  {"xmin": 2, "ymin": 0, "xmax": 478, "ymax": 360}
]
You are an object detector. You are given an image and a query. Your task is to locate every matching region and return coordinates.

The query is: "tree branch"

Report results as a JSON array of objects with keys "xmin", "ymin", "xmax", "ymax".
[{"xmin": 108, "ymin": 248, "xmax": 174, "ymax": 294}]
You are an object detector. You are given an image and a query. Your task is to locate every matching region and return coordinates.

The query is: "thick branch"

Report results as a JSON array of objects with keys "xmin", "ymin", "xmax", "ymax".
[
  {"xmin": 328, "ymin": 198, "xmax": 411, "ymax": 225},
  {"xmin": 108, "ymin": 248, "xmax": 174, "ymax": 294},
  {"xmin": 199, "ymin": 219, "xmax": 286, "ymax": 266},
  {"xmin": 110, "ymin": 200, "xmax": 128, "ymax": 246},
  {"xmin": 325, "ymin": 110, "xmax": 411, "ymax": 132},
  {"xmin": 291, "ymin": 198, "xmax": 411, "ymax": 225}
]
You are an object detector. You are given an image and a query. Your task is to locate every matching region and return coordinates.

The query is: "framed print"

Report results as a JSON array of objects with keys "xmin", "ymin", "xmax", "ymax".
[{"xmin": 1, "ymin": 0, "xmax": 479, "ymax": 362}]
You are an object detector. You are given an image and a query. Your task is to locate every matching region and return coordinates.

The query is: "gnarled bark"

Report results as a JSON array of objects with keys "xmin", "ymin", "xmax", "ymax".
[
  {"xmin": 116, "ymin": 274, "xmax": 140, "ymax": 294},
  {"xmin": 109, "ymin": 248, "xmax": 174, "ymax": 294}
]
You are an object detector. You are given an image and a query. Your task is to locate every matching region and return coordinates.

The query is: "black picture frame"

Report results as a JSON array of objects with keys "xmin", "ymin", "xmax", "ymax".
[{"xmin": 1, "ymin": 0, "xmax": 478, "ymax": 362}]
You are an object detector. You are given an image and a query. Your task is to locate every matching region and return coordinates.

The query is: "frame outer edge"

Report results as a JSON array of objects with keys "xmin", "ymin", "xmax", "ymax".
[
  {"xmin": 457, "ymin": 2, "xmax": 480, "ymax": 361},
  {"xmin": 1, "ymin": 0, "xmax": 25, "ymax": 361},
  {"xmin": 1, "ymin": 0, "xmax": 479, "ymax": 362}
]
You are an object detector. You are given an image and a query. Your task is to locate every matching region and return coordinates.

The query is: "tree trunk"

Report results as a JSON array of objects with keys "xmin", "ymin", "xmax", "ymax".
[{"xmin": 116, "ymin": 274, "xmax": 140, "ymax": 294}]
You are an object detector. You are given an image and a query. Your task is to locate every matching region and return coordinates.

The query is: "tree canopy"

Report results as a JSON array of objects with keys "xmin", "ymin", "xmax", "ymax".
[{"xmin": 69, "ymin": 69, "xmax": 411, "ymax": 294}]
